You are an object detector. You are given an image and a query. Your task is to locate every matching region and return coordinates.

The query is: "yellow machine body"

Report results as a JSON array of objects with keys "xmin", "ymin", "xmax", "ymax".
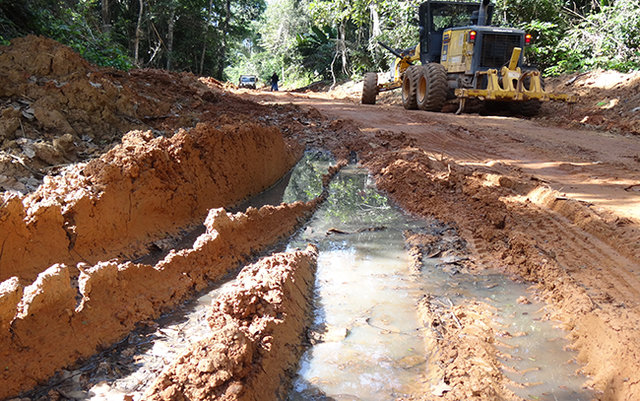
[
  {"xmin": 440, "ymin": 29, "xmax": 474, "ymax": 74},
  {"xmin": 378, "ymin": 44, "xmax": 421, "ymax": 93}
]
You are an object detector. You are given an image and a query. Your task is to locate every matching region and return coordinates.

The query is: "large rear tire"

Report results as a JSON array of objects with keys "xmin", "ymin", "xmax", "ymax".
[
  {"xmin": 361, "ymin": 72, "xmax": 379, "ymax": 105},
  {"xmin": 417, "ymin": 63, "xmax": 448, "ymax": 111},
  {"xmin": 402, "ymin": 65, "xmax": 421, "ymax": 110}
]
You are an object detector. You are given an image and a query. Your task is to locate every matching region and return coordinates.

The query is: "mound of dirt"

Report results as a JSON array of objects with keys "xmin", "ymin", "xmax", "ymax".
[
  {"xmin": 0, "ymin": 36, "xmax": 140, "ymax": 192},
  {"xmin": 0, "ymin": 203, "xmax": 318, "ymax": 399},
  {"xmin": 0, "ymin": 36, "xmax": 269, "ymax": 195},
  {"xmin": 542, "ymin": 69, "xmax": 640, "ymax": 135},
  {"xmin": 0, "ymin": 120, "xmax": 300, "ymax": 283}
]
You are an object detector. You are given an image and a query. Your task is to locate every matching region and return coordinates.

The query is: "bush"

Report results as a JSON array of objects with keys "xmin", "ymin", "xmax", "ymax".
[{"xmin": 35, "ymin": 5, "xmax": 132, "ymax": 70}]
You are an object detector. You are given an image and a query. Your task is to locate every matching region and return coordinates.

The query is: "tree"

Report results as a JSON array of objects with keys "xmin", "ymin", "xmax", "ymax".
[{"xmin": 134, "ymin": 0, "xmax": 144, "ymax": 66}]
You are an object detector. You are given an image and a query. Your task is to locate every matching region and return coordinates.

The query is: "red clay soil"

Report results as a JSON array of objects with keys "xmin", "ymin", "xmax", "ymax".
[
  {"xmin": 542, "ymin": 70, "xmax": 640, "ymax": 135},
  {"xmin": 3, "ymin": 34, "xmax": 640, "ymax": 401},
  {"xmin": 0, "ymin": 121, "xmax": 301, "ymax": 282},
  {"xmin": 415, "ymin": 296, "xmax": 518, "ymax": 401},
  {"xmin": 0, "ymin": 36, "xmax": 276, "ymax": 194},
  {"xmin": 368, "ymin": 144, "xmax": 640, "ymax": 401},
  {"xmin": 0, "ymin": 201, "xmax": 318, "ymax": 399},
  {"xmin": 143, "ymin": 246, "xmax": 317, "ymax": 401}
]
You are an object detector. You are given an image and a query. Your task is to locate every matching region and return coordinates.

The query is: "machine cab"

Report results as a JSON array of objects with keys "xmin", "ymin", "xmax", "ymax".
[{"xmin": 418, "ymin": 1, "xmax": 494, "ymax": 64}]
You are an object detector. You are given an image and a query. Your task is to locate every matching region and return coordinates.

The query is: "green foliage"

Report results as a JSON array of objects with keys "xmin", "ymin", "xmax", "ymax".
[
  {"xmin": 1, "ymin": 0, "xmax": 133, "ymax": 70},
  {"xmin": 36, "ymin": 3, "xmax": 133, "ymax": 70},
  {"xmin": 295, "ymin": 25, "xmax": 336, "ymax": 78},
  {"xmin": 1, "ymin": 0, "xmax": 265, "ymax": 77},
  {"xmin": 495, "ymin": 0, "xmax": 640, "ymax": 74},
  {"xmin": 556, "ymin": 0, "xmax": 640, "ymax": 73},
  {"xmin": 2, "ymin": 0, "xmax": 639, "ymax": 84},
  {"xmin": 225, "ymin": 0, "xmax": 318, "ymax": 88}
]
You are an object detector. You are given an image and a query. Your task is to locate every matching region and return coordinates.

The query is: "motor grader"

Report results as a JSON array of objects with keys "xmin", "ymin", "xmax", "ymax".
[{"xmin": 361, "ymin": 0, "xmax": 577, "ymax": 115}]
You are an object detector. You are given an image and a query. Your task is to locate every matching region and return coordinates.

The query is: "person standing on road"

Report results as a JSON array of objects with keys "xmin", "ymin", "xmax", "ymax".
[{"xmin": 270, "ymin": 72, "xmax": 279, "ymax": 91}]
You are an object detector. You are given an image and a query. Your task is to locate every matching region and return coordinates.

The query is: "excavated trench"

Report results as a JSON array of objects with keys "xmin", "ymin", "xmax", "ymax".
[
  {"xmin": 2, "ymin": 145, "xmax": 595, "ymax": 401},
  {"xmin": 17, "ymin": 152, "xmax": 335, "ymax": 400}
]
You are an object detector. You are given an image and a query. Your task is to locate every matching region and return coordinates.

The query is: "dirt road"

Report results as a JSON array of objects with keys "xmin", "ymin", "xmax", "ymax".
[
  {"xmin": 263, "ymin": 91, "xmax": 640, "ymax": 221},
  {"xmin": 250, "ymin": 90, "xmax": 640, "ymax": 400}
]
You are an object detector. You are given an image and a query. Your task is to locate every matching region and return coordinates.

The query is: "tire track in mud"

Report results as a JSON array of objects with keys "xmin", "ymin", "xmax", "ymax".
[
  {"xmin": 513, "ymin": 204, "xmax": 640, "ymax": 306},
  {"xmin": 0, "ymin": 122, "xmax": 300, "ymax": 283},
  {"xmin": 0, "ymin": 202, "xmax": 317, "ymax": 399},
  {"xmin": 142, "ymin": 246, "xmax": 318, "ymax": 401},
  {"xmin": 353, "ymin": 146, "xmax": 640, "ymax": 399}
]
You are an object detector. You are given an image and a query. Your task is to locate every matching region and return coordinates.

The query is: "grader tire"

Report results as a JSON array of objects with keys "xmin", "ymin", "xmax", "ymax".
[
  {"xmin": 402, "ymin": 65, "xmax": 421, "ymax": 110},
  {"xmin": 362, "ymin": 72, "xmax": 379, "ymax": 105},
  {"xmin": 417, "ymin": 63, "xmax": 448, "ymax": 111}
]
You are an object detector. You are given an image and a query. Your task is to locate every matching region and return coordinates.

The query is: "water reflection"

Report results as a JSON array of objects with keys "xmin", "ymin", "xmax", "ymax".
[{"xmin": 288, "ymin": 166, "xmax": 428, "ymax": 401}]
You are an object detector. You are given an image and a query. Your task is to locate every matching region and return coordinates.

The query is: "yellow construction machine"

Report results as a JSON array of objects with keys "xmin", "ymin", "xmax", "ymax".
[{"xmin": 361, "ymin": 0, "xmax": 577, "ymax": 115}]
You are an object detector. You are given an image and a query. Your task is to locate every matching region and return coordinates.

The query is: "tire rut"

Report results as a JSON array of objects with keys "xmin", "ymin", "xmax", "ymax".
[{"xmin": 510, "ymin": 201, "xmax": 640, "ymax": 307}]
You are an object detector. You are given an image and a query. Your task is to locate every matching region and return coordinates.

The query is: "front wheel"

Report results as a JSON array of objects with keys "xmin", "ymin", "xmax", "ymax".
[{"xmin": 361, "ymin": 72, "xmax": 379, "ymax": 104}]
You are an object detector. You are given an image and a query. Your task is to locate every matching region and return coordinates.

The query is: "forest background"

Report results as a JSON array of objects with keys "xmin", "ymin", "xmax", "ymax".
[{"xmin": 1, "ymin": 0, "xmax": 639, "ymax": 89}]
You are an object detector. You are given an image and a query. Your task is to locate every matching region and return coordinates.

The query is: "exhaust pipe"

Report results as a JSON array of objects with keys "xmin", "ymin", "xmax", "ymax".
[{"xmin": 477, "ymin": 0, "xmax": 490, "ymax": 26}]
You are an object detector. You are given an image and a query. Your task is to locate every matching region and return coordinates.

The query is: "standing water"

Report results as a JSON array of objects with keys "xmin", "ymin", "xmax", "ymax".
[
  {"xmin": 33, "ymin": 154, "xmax": 592, "ymax": 401},
  {"xmin": 287, "ymin": 163, "xmax": 593, "ymax": 401},
  {"xmin": 287, "ymin": 165, "xmax": 430, "ymax": 400},
  {"xmin": 418, "ymin": 261, "xmax": 594, "ymax": 400}
]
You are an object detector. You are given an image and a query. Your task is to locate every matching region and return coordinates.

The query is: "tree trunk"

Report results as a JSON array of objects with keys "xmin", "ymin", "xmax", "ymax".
[
  {"xmin": 166, "ymin": 6, "xmax": 176, "ymax": 70},
  {"xmin": 215, "ymin": 0, "xmax": 231, "ymax": 79},
  {"xmin": 134, "ymin": 0, "xmax": 144, "ymax": 67},
  {"xmin": 101, "ymin": 0, "xmax": 111, "ymax": 32},
  {"xmin": 370, "ymin": 3, "xmax": 381, "ymax": 40},
  {"xmin": 339, "ymin": 22, "xmax": 348, "ymax": 75},
  {"xmin": 199, "ymin": 0, "xmax": 213, "ymax": 75}
]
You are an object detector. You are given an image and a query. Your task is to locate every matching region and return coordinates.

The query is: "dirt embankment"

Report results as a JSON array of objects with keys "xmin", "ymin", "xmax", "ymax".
[
  {"xmin": 0, "ymin": 36, "xmax": 268, "ymax": 195},
  {"xmin": 0, "ymin": 121, "xmax": 300, "ymax": 283},
  {"xmin": 542, "ymin": 70, "xmax": 640, "ymax": 135},
  {"xmin": 143, "ymin": 246, "xmax": 317, "ymax": 401},
  {"xmin": 0, "ymin": 200, "xmax": 319, "ymax": 399},
  {"xmin": 0, "ymin": 36, "xmax": 351, "ymax": 399}
]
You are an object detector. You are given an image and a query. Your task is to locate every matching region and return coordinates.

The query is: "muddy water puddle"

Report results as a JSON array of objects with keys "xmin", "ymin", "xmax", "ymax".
[
  {"xmin": 422, "ymin": 265, "xmax": 594, "ymax": 400},
  {"xmin": 287, "ymin": 165, "xmax": 592, "ymax": 401},
  {"xmin": 133, "ymin": 150, "xmax": 333, "ymax": 266},
  {"xmin": 286, "ymin": 165, "xmax": 429, "ymax": 400}
]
